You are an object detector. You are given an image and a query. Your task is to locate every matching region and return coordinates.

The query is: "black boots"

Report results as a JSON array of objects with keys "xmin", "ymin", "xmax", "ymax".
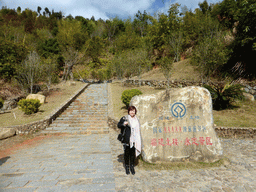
[
  {"xmin": 124, "ymin": 165, "xmax": 135, "ymax": 175},
  {"xmin": 125, "ymin": 165, "xmax": 130, "ymax": 175},
  {"xmin": 130, "ymin": 165, "xmax": 135, "ymax": 175},
  {"xmin": 124, "ymin": 146, "xmax": 136, "ymax": 175}
]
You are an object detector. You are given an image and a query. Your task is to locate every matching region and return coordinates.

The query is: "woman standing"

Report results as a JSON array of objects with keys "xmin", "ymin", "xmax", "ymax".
[{"xmin": 117, "ymin": 106, "xmax": 142, "ymax": 175}]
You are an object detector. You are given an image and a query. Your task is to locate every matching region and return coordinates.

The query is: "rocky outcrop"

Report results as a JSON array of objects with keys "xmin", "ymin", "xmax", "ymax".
[{"xmin": 130, "ymin": 86, "xmax": 223, "ymax": 163}]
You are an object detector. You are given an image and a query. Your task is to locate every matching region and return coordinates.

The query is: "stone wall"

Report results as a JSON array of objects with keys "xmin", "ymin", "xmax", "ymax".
[
  {"xmin": 108, "ymin": 117, "xmax": 256, "ymax": 139},
  {"xmin": 123, "ymin": 80, "xmax": 256, "ymax": 99},
  {"xmin": 215, "ymin": 127, "xmax": 256, "ymax": 139},
  {"xmin": 3, "ymin": 83, "xmax": 90, "ymax": 135}
]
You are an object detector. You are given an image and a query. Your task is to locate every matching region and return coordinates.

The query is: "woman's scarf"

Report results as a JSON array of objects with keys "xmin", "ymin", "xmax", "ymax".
[{"xmin": 127, "ymin": 115, "xmax": 141, "ymax": 157}]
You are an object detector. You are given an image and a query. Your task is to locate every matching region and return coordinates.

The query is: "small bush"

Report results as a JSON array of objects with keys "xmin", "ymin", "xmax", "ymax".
[
  {"xmin": 203, "ymin": 83, "xmax": 245, "ymax": 110},
  {"xmin": 18, "ymin": 99, "xmax": 41, "ymax": 115},
  {"xmin": 0, "ymin": 98, "xmax": 3, "ymax": 109},
  {"xmin": 121, "ymin": 89, "xmax": 142, "ymax": 108}
]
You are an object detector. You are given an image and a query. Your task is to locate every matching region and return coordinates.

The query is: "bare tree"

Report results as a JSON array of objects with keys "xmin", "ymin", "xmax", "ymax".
[
  {"xmin": 159, "ymin": 56, "xmax": 174, "ymax": 89},
  {"xmin": 169, "ymin": 31, "xmax": 183, "ymax": 62},
  {"xmin": 62, "ymin": 47, "xmax": 83, "ymax": 81},
  {"xmin": 41, "ymin": 57, "xmax": 57, "ymax": 91},
  {"xmin": 16, "ymin": 51, "xmax": 41, "ymax": 93}
]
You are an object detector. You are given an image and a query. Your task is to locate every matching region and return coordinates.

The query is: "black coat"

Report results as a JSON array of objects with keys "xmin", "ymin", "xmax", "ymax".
[{"xmin": 117, "ymin": 115, "xmax": 131, "ymax": 144}]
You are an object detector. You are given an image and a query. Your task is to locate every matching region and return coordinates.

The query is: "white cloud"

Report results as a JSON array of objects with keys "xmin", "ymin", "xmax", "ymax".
[
  {"xmin": 4, "ymin": 0, "xmax": 155, "ymax": 20},
  {"xmin": 3, "ymin": 0, "xmax": 221, "ymax": 20}
]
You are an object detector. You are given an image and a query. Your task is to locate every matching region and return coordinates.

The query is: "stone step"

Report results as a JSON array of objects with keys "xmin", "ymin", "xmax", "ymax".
[
  {"xmin": 54, "ymin": 118, "xmax": 107, "ymax": 122},
  {"xmin": 41, "ymin": 129, "xmax": 109, "ymax": 134},
  {"xmin": 44, "ymin": 127, "xmax": 109, "ymax": 131},
  {"xmin": 49, "ymin": 122, "xmax": 108, "ymax": 127},
  {"xmin": 43, "ymin": 84, "xmax": 109, "ymax": 134}
]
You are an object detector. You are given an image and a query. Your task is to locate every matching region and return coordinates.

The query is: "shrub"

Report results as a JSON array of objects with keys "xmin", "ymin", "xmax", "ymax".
[
  {"xmin": 203, "ymin": 83, "xmax": 245, "ymax": 110},
  {"xmin": 0, "ymin": 98, "xmax": 3, "ymax": 109},
  {"xmin": 18, "ymin": 99, "xmax": 41, "ymax": 115},
  {"xmin": 121, "ymin": 89, "xmax": 142, "ymax": 108}
]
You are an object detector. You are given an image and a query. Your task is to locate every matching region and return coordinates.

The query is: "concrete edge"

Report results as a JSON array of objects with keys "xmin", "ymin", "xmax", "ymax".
[{"xmin": 1, "ymin": 83, "xmax": 91, "ymax": 136}]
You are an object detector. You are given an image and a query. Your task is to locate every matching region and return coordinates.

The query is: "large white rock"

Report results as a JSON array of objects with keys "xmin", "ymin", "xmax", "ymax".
[
  {"xmin": 131, "ymin": 86, "xmax": 223, "ymax": 163},
  {"xmin": 0, "ymin": 128, "xmax": 16, "ymax": 140},
  {"xmin": 26, "ymin": 94, "xmax": 45, "ymax": 104}
]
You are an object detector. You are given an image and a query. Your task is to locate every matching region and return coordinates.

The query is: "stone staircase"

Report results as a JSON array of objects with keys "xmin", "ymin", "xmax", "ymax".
[{"xmin": 42, "ymin": 83, "xmax": 109, "ymax": 134}]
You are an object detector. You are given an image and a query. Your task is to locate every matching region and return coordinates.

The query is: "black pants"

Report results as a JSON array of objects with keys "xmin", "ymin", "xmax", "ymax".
[{"xmin": 124, "ymin": 144, "xmax": 135, "ymax": 166}]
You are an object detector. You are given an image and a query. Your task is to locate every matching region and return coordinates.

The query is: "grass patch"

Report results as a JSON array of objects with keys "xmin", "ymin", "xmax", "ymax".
[
  {"xmin": 137, "ymin": 157, "xmax": 229, "ymax": 170},
  {"xmin": 0, "ymin": 81, "xmax": 86, "ymax": 127},
  {"xmin": 213, "ymin": 100, "xmax": 256, "ymax": 127}
]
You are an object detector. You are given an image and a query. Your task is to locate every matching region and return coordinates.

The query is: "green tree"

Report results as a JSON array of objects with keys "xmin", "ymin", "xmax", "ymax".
[
  {"xmin": 198, "ymin": 0, "xmax": 211, "ymax": 14},
  {"xmin": 37, "ymin": 38, "xmax": 60, "ymax": 58},
  {"xmin": 0, "ymin": 40, "xmax": 28, "ymax": 80},
  {"xmin": 220, "ymin": 0, "xmax": 256, "ymax": 79},
  {"xmin": 86, "ymin": 36, "xmax": 104, "ymax": 67},
  {"xmin": 191, "ymin": 31, "xmax": 230, "ymax": 82},
  {"xmin": 133, "ymin": 10, "xmax": 151, "ymax": 37},
  {"xmin": 37, "ymin": 6, "xmax": 42, "ymax": 16},
  {"xmin": 56, "ymin": 19, "xmax": 84, "ymax": 50}
]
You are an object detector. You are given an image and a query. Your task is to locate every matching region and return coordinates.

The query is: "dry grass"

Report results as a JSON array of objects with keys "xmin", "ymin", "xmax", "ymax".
[
  {"xmin": 133, "ymin": 59, "xmax": 201, "ymax": 81},
  {"xmin": 0, "ymin": 81, "xmax": 86, "ymax": 127},
  {"xmin": 213, "ymin": 100, "xmax": 256, "ymax": 127}
]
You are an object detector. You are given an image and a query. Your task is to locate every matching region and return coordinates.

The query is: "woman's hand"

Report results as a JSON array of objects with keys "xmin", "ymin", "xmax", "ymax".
[{"xmin": 124, "ymin": 121, "xmax": 128, "ymax": 126}]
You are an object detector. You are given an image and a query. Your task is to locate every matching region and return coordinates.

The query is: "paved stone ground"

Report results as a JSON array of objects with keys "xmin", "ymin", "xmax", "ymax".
[
  {"xmin": 0, "ymin": 83, "xmax": 256, "ymax": 192},
  {"xmin": 109, "ymin": 127, "xmax": 256, "ymax": 192},
  {"xmin": 0, "ymin": 84, "xmax": 115, "ymax": 192}
]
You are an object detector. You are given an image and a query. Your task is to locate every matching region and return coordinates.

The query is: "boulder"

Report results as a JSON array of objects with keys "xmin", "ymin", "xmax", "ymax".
[
  {"xmin": 130, "ymin": 86, "xmax": 223, "ymax": 163},
  {"xmin": 243, "ymin": 93, "xmax": 254, "ymax": 102},
  {"xmin": 0, "ymin": 128, "xmax": 16, "ymax": 140},
  {"xmin": 2, "ymin": 96, "xmax": 24, "ymax": 111},
  {"xmin": 26, "ymin": 94, "xmax": 46, "ymax": 104},
  {"xmin": 68, "ymin": 81, "xmax": 76, "ymax": 86}
]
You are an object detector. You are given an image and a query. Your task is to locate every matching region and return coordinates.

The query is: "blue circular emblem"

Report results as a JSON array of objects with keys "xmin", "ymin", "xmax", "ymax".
[{"xmin": 171, "ymin": 102, "xmax": 186, "ymax": 119}]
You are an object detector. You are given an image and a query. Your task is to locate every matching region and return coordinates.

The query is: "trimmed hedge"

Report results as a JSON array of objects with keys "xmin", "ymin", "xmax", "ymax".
[
  {"xmin": 18, "ymin": 99, "xmax": 41, "ymax": 115},
  {"xmin": 121, "ymin": 89, "xmax": 142, "ymax": 108}
]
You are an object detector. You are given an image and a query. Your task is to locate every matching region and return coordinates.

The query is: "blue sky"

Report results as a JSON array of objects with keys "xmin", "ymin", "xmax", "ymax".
[{"xmin": 2, "ymin": 0, "xmax": 222, "ymax": 20}]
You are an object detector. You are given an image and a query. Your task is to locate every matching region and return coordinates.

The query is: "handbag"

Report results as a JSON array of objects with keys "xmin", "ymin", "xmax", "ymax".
[{"xmin": 117, "ymin": 127, "xmax": 126, "ymax": 142}]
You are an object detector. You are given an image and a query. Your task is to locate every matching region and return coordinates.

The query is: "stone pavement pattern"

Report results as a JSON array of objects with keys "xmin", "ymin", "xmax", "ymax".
[
  {"xmin": 0, "ymin": 83, "xmax": 115, "ymax": 191},
  {"xmin": 109, "ymin": 127, "xmax": 256, "ymax": 192},
  {"xmin": 1, "ymin": 83, "xmax": 256, "ymax": 192}
]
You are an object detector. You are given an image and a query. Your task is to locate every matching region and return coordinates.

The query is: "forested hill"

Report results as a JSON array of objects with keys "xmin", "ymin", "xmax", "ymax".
[{"xmin": 0, "ymin": 0, "xmax": 256, "ymax": 94}]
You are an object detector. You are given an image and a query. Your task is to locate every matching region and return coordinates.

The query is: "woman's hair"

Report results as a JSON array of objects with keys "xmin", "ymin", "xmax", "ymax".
[{"xmin": 128, "ymin": 106, "xmax": 137, "ymax": 114}]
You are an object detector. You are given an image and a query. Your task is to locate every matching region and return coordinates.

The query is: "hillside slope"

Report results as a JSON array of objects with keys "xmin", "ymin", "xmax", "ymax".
[{"xmin": 133, "ymin": 59, "xmax": 201, "ymax": 81}]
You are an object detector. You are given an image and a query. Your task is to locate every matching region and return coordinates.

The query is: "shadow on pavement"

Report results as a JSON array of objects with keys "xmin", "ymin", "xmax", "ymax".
[{"xmin": 0, "ymin": 156, "xmax": 10, "ymax": 166}]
